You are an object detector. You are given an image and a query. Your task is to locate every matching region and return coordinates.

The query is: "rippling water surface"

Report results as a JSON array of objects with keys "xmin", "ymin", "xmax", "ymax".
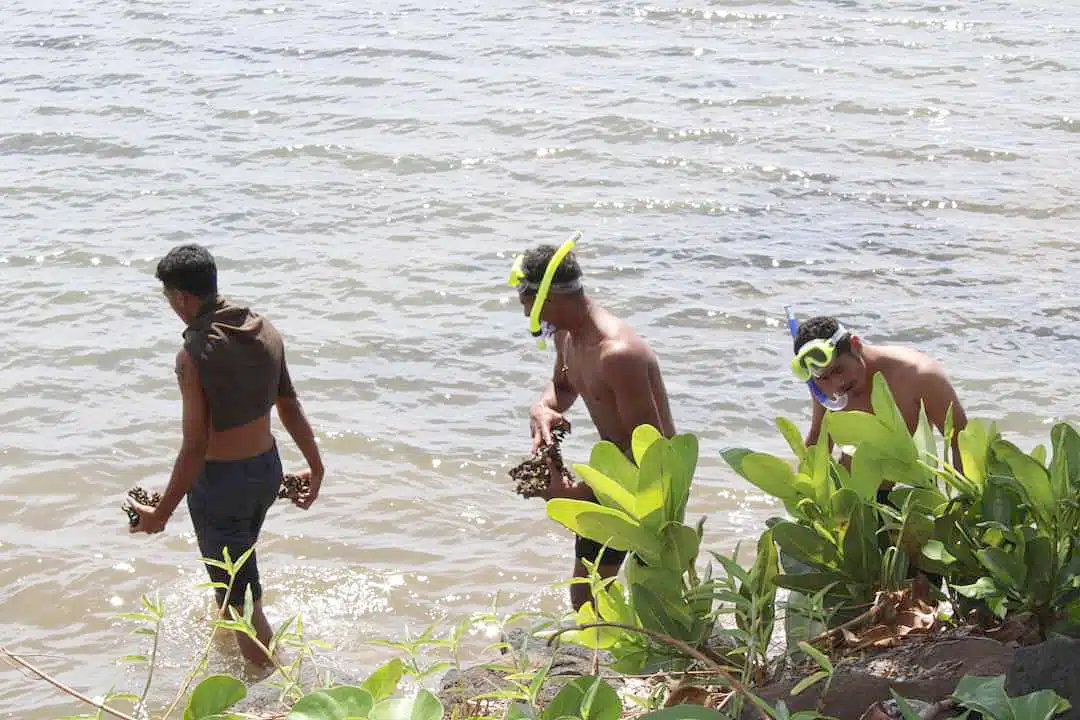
[{"xmin": 1, "ymin": 0, "xmax": 1078, "ymax": 715}]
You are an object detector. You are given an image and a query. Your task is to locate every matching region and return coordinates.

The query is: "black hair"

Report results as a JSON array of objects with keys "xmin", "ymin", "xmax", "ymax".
[
  {"xmin": 155, "ymin": 244, "xmax": 218, "ymax": 298},
  {"xmin": 794, "ymin": 316, "xmax": 852, "ymax": 354},
  {"xmin": 520, "ymin": 244, "xmax": 583, "ymax": 295}
]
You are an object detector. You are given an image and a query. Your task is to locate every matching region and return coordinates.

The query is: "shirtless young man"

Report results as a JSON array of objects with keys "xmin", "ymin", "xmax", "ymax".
[
  {"xmin": 128, "ymin": 244, "xmax": 324, "ymax": 667},
  {"xmin": 793, "ymin": 316, "xmax": 968, "ymax": 489},
  {"xmin": 511, "ymin": 241, "xmax": 675, "ymax": 611}
]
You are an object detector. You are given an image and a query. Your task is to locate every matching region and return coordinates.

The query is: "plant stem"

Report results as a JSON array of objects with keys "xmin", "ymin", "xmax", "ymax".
[
  {"xmin": 807, "ymin": 592, "xmax": 893, "ymax": 648},
  {"xmin": 1, "ymin": 647, "xmax": 138, "ymax": 720},
  {"xmin": 161, "ymin": 573, "xmax": 240, "ymax": 720},
  {"xmin": 139, "ymin": 613, "xmax": 164, "ymax": 707},
  {"xmin": 546, "ymin": 623, "xmax": 771, "ymax": 720}
]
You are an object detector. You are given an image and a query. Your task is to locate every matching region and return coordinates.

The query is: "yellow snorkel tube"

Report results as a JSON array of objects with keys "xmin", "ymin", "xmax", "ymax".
[{"xmin": 508, "ymin": 231, "xmax": 582, "ymax": 349}]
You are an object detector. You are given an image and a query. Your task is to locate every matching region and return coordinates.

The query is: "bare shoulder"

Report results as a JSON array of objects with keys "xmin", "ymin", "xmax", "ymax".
[{"xmin": 174, "ymin": 350, "xmax": 201, "ymax": 388}]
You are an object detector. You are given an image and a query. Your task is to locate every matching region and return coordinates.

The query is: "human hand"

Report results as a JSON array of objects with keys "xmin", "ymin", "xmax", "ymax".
[
  {"xmin": 530, "ymin": 405, "xmax": 569, "ymax": 453},
  {"xmin": 128, "ymin": 499, "xmax": 168, "ymax": 535},
  {"xmin": 539, "ymin": 456, "xmax": 578, "ymax": 501},
  {"xmin": 292, "ymin": 467, "xmax": 322, "ymax": 510}
]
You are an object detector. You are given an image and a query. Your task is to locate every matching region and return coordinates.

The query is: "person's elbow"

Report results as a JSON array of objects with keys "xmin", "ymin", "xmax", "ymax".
[{"xmin": 180, "ymin": 432, "xmax": 209, "ymax": 458}]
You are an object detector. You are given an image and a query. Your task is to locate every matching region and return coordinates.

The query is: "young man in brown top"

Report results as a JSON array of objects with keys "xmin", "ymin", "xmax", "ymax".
[
  {"xmin": 511, "ymin": 242, "xmax": 676, "ymax": 610},
  {"xmin": 128, "ymin": 244, "xmax": 324, "ymax": 667}
]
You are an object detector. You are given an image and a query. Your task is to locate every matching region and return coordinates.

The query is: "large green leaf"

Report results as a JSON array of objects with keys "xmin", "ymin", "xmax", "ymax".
[
  {"xmin": 631, "ymin": 583, "xmax": 692, "ymax": 639},
  {"xmin": 888, "ymin": 487, "xmax": 948, "ymax": 514},
  {"xmin": 542, "ymin": 677, "xmax": 621, "ymax": 720},
  {"xmin": 660, "ymin": 522, "xmax": 700, "ymax": 573},
  {"xmin": 841, "ymin": 504, "xmax": 881, "ymax": 585},
  {"xmin": 1024, "ymin": 536, "xmax": 1055, "ymax": 606},
  {"xmin": 368, "ymin": 690, "xmax": 444, "ymax": 720},
  {"xmin": 992, "ymin": 439, "xmax": 1054, "ymax": 524},
  {"xmin": 546, "ymin": 499, "xmax": 661, "ymax": 564},
  {"xmin": 958, "ymin": 420, "xmax": 992, "ymax": 487},
  {"xmin": 573, "ymin": 465, "xmax": 638, "ymax": 518},
  {"xmin": 952, "ymin": 674, "xmax": 1071, "ymax": 720},
  {"xmin": 1050, "ymin": 422, "xmax": 1080, "ymax": 496},
  {"xmin": 829, "ymin": 488, "xmax": 862, "ymax": 531},
  {"xmin": 735, "ymin": 453, "xmax": 799, "ymax": 502},
  {"xmin": 870, "ymin": 372, "xmax": 908, "ymax": 436},
  {"xmin": 631, "ymin": 425, "xmax": 665, "ymax": 467},
  {"xmin": 977, "ymin": 546, "xmax": 1028, "ymax": 594},
  {"xmin": 776, "ymin": 417, "xmax": 807, "ymax": 460},
  {"xmin": 184, "ymin": 676, "xmax": 246, "ymax": 720},
  {"xmin": 635, "ymin": 440, "xmax": 671, "ymax": 530},
  {"xmin": 361, "ymin": 659, "xmax": 404, "ymax": 703},
  {"xmin": 667, "ymin": 433, "xmax": 699, "ymax": 522},
  {"xmin": 913, "ymin": 401, "xmax": 938, "ymax": 463},
  {"xmin": 589, "ymin": 441, "xmax": 641, "ymax": 494},
  {"xmin": 287, "ymin": 687, "xmax": 375, "ymax": 720},
  {"xmin": 772, "ymin": 571, "xmax": 846, "ymax": 594},
  {"xmin": 638, "ymin": 707, "xmax": 730, "ymax": 720},
  {"xmin": 772, "ymin": 521, "xmax": 838, "ymax": 569},
  {"xmin": 845, "ymin": 446, "xmax": 884, "ymax": 503}
]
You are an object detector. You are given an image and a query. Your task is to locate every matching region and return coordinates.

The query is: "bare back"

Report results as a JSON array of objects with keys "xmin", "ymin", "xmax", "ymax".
[{"xmin": 557, "ymin": 306, "xmax": 675, "ymax": 453}]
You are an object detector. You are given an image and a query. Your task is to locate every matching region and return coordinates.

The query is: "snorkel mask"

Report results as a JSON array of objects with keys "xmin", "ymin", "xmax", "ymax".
[
  {"xmin": 508, "ymin": 231, "xmax": 583, "ymax": 350},
  {"xmin": 784, "ymin": 306, "xmax": 849, "ymax": 411}
]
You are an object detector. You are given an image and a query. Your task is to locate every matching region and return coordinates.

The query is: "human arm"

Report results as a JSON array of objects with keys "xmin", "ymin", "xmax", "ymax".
[
  {"xmin": 922, "ymin": 369, "xmax": 967, "ymax": 475},
  {"xmin": 530, "ymin": 333, "xmax": 579, "ymax": 452},
  {"xmin": 130, "ymin": 350, "xmax": 208, "ymax": 534},
  {"xmin": 275, "ymin": 357, "xmax": 324, "ymax": 509}
]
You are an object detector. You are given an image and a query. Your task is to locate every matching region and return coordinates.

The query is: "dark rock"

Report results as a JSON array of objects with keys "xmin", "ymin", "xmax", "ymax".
[
  {"xmin": 1005, "ymin": 636, "xmax": 1080, "ymax": 719},
  {"xmin": 741, "ymin": 637, "xmax": 1014, "ymax": 720}
]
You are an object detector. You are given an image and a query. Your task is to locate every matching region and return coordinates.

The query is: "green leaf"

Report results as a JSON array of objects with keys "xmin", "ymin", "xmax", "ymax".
[
  {"xmin": 953, "ymin": 577, "xmax": 1000, "ymax": 600},
  {"xmin": 827, "ymin": 411, "xmax": 900, "ymax": 458},
  {"xmin": 542, "ymin": 676, "xmax": 621, "ymax": 720},
  {"xmin": 660, "ymin": 522, "xmax": 700, "ymax": 573},
  {"xmin": 913, "ymin": 401, "xmax": 938, "ymax": 463},
  {"xmin": 589, "ymin": 441, "xmax": 641, "ymax": 494},
  {"xmin": 958, "ymin": 420, "xmax": 993, "ymax": 487},
  {"xmin": 772, "ymin": 521, "xmax": 838, "ymax": 569},
  {"xmin": 574, "ymin": 465, "xmax": 639, "ymax": 518},
  {"xmin": 992, "ymin": 439, "xmax": 1054, "ymax": 523},
  {"xmin": 666, "ymin": 433, "xmax": 699, "ymax": 522},
  {"xmin": 870, "ymin": 371, "xmax": 908, "ymax": 436},
  {"xmin": 368, "ymin": 691, "xmax": 444, "ymax": 720},
  {"xmin": 631, "ymin": 582, "xmax": 692, "ymax": 640},
  {"xmin": 361, "ymin": 658, "xmax": 404, "ymax": 703},
  {"xmin": 772, "ymin": 572, "xmax": 846, "ymax": 594},
  {"xmin": 951, "ymin": 675, "xmax": 1012, "ymax": 719},
  {"xmin": 921, "ymin": 540, "xmax": 956, "ymax": 565},
  {"xmin": 631, "ymin": 425, "xmax": 664, "ymax": 467},
  {"xmin": 776, "ymin": 417, "xmax": 807, "ymax": 460},
  {"xmin": 845, "ymin": 446, "xmax": 885, "ymax": 503},
  {"xmin": 287, "ymin": 687, "xmax": 375, "ymax": 720},
  {"xmin": 546, "ymin": 499, "xmax": 660, "ymax": 565},
  {"xmin": 841, "ymin": 504, "xmax": 882, "ymax": 586},
  {"xmin": 790, "ymin": 670, "xmax": 829, "ymax": 696},
  {"xmin": 637, "ymin": 705, "xmax": 730, "ymax": 720},
  {"xmin": 796, "ymin": 641, "xmax": 833, "ymax": 674},
  {"xmin": 184, "ymin": 675, "xmax": 246, "ymax": 720},
  {"xmin": 1050, "ymin": 422, "xmax": 1080, "ymax": 496},
  {"xmin": 637, "ymin": 706, "xmax": 730, "ymax": 720},
  {"xmin": 1008, "ymin": 688, "xmax": 1073, "ymax": 719},
  {"xmin": 732, "ymin": 453, "xmax": 800, "ymax": 503}
]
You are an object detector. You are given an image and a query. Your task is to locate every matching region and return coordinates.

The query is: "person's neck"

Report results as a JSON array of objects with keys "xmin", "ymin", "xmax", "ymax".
[{"xmin": 559, "ymin": 297, "xmax": 601, "ymax": 342}]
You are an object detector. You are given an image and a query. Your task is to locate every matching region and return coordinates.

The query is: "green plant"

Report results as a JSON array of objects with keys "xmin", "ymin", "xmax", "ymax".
[
  {"xmin": 544, "ymin": 426, "xmax": 712, "ymax": 671},
  {"xmin": 890, "ymin": 674, "xmax": 1071, "ymax": 720}
]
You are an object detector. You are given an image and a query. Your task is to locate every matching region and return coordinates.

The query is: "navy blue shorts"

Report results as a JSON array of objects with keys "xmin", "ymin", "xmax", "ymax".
[{"xmin": 187, "ymin": 444, "xmax": 282, "ymax": 607}]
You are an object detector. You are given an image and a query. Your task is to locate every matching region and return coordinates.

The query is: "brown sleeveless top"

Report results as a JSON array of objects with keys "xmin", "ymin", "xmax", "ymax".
[{"xmin": 182, "ymin": 296, "xmax": 296, "ymax": 432}]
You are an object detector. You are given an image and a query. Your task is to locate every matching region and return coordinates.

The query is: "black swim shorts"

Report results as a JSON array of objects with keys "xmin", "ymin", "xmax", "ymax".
[
  {"xmin": 186, "ymin": 444, "xmax": 282, "ymax": 607},
  {"xmin": 574, "ymin": 535, "xmax": 629, "ymax": 567}
]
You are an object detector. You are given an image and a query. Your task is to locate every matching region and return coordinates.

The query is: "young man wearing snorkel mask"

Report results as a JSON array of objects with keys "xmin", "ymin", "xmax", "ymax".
[
  {"xmin": 793, "ymin": 315, "xmax": 968, "ymax": 487},
  {"xmin": 509, "ymin": 236, "xmax": 676, "ymax": 611}
]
